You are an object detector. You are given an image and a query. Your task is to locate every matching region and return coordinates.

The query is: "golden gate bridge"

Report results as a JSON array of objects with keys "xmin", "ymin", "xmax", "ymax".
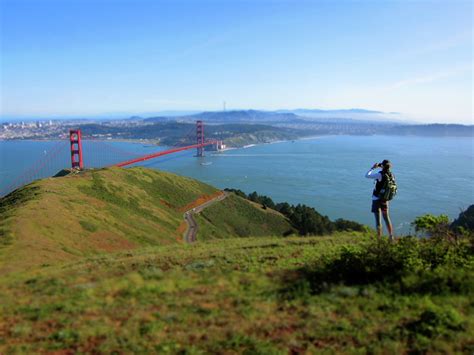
[{"xmin": 1, "ymin": 120, "xmax": 223, "ymax": 197}]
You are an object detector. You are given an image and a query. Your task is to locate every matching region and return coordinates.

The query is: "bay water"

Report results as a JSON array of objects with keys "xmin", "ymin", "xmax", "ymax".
[{"xmin": 1, "ymin": 136, "xmax": 473, "ymax": 234}]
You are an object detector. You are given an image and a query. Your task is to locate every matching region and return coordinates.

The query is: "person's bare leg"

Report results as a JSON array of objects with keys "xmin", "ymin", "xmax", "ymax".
[
  {"xmin": 374, "ymin": 211, "xmax": 382, "ymax": 239},
  {"xmin": 382, "ymin": 211, "xmax": 394, "ymax": 241}
]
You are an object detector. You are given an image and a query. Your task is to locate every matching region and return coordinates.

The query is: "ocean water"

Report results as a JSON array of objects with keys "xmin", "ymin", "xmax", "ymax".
[{"xmin": 1, "ymin": 136, "xmax": 473, "ymax": 233}]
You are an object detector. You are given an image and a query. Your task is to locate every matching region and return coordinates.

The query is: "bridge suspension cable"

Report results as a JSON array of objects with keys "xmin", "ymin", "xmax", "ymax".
[
  {"xmin": 1, "ymin": 120, "xmax": 222, "ymax": 197},
  {"xmin": 1, "ymin": 140, "xmax": 69, "ymax": 196}
]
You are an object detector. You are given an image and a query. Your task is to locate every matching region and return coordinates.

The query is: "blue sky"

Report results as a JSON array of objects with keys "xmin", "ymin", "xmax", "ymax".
[{"xmin": 1, "ymin": 0, "xmax": 472, "ymax": 123}]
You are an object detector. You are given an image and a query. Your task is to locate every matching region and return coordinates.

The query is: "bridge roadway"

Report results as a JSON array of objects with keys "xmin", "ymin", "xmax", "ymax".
[{"xmin": 114, "ymin": 141, "xmax": 218, "ymax": 168}]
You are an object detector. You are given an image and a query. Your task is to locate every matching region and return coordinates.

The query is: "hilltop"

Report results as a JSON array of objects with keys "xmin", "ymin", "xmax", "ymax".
[
  {"xmin": 0, "ymin": 167, "xmax": 293, "ymax": 274},
  {"xmin": 0, "ymin": 167, "xmax": 472, "ymax": 353}
]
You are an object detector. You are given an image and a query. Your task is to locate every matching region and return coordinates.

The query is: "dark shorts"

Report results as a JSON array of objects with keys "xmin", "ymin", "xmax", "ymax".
[{"xmin": 371, "ymin": 199, "xmax": 388, "ymax": 213}]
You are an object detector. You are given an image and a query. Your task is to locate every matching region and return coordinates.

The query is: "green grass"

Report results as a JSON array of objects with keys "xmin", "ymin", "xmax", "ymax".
[
  {"xmin": 1, "ymin": 167, "xmax": 472, "ymax": 353},
  {"xmin": 0, "ymin": 167, "xmax": 292, "ymax": 273},
  {"xmin": 0, "ymin": 167, "xmax": 208, "ymax": 273},
  {"xmin": 195, "ymin": 194, "xmax": 295, "ymax": 240},
  {"xmin": 0, "ymin": 185, "xmax": 41, "ymax": 248},
  {"xmin": 0, "ymin": 235, "xmax": 472, "ymax": 353}
]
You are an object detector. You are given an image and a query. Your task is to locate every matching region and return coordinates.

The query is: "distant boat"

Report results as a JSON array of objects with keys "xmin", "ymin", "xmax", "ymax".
[{"xmin": 200, "ymin": 162, "xmax": 212, "ymax": 166}]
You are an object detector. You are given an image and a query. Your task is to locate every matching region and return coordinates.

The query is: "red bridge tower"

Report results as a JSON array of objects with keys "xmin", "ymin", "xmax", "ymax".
[
  {"xmin": 196, "ymin": 120, "xmax": 204, "ymax": 157},
  {"xmin": 69, "ymin": 129, "xmax": 84, "ymax": 169}
]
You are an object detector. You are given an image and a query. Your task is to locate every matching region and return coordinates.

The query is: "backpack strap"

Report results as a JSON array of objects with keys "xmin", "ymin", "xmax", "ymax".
[{"xmin": 373, "ymin": 171, "xmax": 385, "ymax": 197}]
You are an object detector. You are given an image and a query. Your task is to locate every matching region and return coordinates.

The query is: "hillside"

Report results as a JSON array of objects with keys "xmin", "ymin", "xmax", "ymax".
[
  {"xmin": 1, "ymin": 167, "xmax": 472, "ymax": 353},
  {"xmin": 0, "ymin": 167, "xmax": 293, "ymax": 274},
  {"xmin": 0, "ymin": 235, "xmax": 472, "ymax": 353},
  {"xmin": 195, "ymin": 194, "xmax": 294, "ymax": 240}
]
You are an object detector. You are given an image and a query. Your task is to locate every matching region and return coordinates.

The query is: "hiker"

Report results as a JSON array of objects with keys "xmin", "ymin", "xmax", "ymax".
[{"xmin": 365, "ymin": 160, "xmax": 397, "ymax": 240}]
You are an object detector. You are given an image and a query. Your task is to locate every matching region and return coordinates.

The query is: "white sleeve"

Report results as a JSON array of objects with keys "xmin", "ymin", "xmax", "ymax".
[{"xmin": 365, "ymin": 169, "xmax": 381, "ymax": 180}]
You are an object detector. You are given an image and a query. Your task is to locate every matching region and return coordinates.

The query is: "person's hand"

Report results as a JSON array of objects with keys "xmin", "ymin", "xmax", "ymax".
[{"xmin": 371, "ymin": 163, "xmax": 379, "ymax": 169}]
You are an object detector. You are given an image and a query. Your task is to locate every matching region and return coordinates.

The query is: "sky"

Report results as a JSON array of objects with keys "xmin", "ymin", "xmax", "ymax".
[{"xmin": 0, "ymin": 0, "xmax": 472, "ymax": 123}]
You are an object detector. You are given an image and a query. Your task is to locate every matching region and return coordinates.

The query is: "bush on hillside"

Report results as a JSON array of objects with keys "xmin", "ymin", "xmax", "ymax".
[
  {"xmin": 224, "ymin": 188, "xmax": 247, "ymax": 199},
  {"xmin": 247, "ymin": 191, "xmax": 276, "ymax": 209},
  {"xmin": 275, "ymin": 202, "xmax": 292, "ymax": 216},
  {"xmin": 333, "ymin": 218, "xmax": 367, "ymax": 233},
  {"xmin": 411, "ymin": 208, "xmax": 474, "ymax": 241},
  {"xmin": 224, "ymin": 188, "xmax": 366, "ymax": 235},
  {"xmin": 280, "ymin": 235, "xmax": 473, "ymax": 297},
  {"xmin": 284, "ymin": 204, "xmax": 333, "ymax": 235},
  {"xmin": 411, "ymin": 214, "xmax": 451, "ymax": 237},
  {"xmin": 402, "ymin": 302, "xmax": 466, "ymax": 352}
]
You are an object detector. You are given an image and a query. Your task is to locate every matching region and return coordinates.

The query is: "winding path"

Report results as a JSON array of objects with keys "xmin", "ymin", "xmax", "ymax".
[{"xmin": 183, "ymin": 191, "xmax": 229, "ymax": 243}]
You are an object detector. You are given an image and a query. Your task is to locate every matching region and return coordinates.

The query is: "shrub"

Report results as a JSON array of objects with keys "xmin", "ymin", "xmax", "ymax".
[
  {"xmin": 225, "ymin": 189, "xmax": 366, "ymax": 235},
  {"xmin": 400, "ymin": 267, "xmax": 474, "ymax": 295},
  {"xmin": 403, "ymin": 303, "xmax": 465, "ymax": 352},
  {"xmin": 79, "ymin": 220, "xmax": 98, "ymax": 233},
  {"xmin": 334, "ymin": 218, "xmax": 367, "ymax": 232},
  {"xmin": 280, "ymin": 236, "xmax": 473, "ymax": 297},
  {"xmin": 411, "ymin": 214, "xmax": 451, "ymax": 237},
  {"xmin": 223, "ymin": 188, "xmax": 246, "ymax": 199},
  {"xmin": 289, "ymin": 204, "xmax": 335, "ymax": 235}
]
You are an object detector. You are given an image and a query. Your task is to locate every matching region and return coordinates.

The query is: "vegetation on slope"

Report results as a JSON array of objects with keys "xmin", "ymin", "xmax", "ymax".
[
  {"xmin": 225, "ymin": 188, "xmax": 366, "ymax": 235},
  {"xmin": 451, "ymin": 204, "xmax": 474, "ymax": 232},
  {"xmin": 0, "ymin": 234, "xmax": 472, "ymax": 353},
  {"xmin": 0, "ymin": 167, "xmax": 291, "ymax": 273},
  {"xmin": 410, "ymin": 206, "xmax": 474, "ymax": 240},
  {"xmin": 2, "ymin": 166, "xmax": 472, "ymax": 353},
  {"xmin": 194, "ymin": 194, "xmax": 295, "ymax": 240}
]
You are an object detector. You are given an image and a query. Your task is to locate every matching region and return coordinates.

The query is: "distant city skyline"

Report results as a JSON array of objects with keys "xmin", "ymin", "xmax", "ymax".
[{"xmin": 1, "ymin": 0, "xmax": 472, "ymax": 124}]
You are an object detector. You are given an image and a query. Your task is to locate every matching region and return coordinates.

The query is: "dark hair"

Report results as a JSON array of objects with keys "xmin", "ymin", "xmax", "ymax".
[{"xmin": 381, "ymin": 159, "xmax": 392, "ymax": 171}]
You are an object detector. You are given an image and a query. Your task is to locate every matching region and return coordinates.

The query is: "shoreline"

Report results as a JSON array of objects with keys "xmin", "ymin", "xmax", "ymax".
[
  {"xmin": 0, "ymin": 136, "xmax": 472, "ymax": 232},
  {"xmin": 0, "ymin": 135, "xmax": 325, "ymax": 149},
  {"xmin": 1, "ymin": 133, "xmax": 470, "ymax": 147},
  {"xmin": 223, "ymin": 134, "xmax": 326, "ymax": 151}
]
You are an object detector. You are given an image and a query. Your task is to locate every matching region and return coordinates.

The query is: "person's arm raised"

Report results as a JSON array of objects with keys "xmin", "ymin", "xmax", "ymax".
[{"xmin": 365, "ymin": 164, "xmax": 382, "ymax": 180}]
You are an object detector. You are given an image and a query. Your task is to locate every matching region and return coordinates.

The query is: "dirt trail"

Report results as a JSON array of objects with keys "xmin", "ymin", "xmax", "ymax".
[{"xmin": 183, "ymin": 191, "xmax": 228, "ymax": 243}]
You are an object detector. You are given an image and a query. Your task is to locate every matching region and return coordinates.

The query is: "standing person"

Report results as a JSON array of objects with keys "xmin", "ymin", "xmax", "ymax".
[{"xmin": 365, "ymin": 160, "xmax": 395, "ymax": 240}]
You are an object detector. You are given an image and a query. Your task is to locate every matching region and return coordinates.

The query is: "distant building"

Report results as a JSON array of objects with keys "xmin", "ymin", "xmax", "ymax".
[
  {"xmin": 217, "ymin": 141, "xmax": 226, "ymax": 150},
  {"xmin": 210, "ymin": 140, "xmax": 226, "ymax": 151}
]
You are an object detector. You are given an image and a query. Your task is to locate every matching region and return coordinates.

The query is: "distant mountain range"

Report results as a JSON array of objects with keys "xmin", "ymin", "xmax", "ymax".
[
  {"xmin": 276, "ymin": 108, "xmax": 404, "ymax": 122},
  {"xmin": 0, "ymin": 108, "xmax": 456, "ymax": 126},
  {"xmin": 142, "ymin": 108, "xmax": 405, "ymax": 125},
  {"xmin": 139, "ymin": 110, "xmax": 473, "ymax": 138}
]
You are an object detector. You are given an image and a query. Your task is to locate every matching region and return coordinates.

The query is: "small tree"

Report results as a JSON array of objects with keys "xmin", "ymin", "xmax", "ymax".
[{"xmin": 411, "ymin": 214, "xmax": 453, "ymax": 240}]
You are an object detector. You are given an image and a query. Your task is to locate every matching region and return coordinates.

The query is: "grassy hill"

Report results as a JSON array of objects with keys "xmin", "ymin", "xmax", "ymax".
[
  {"xmin": 1, "ymin": 167, "xmax": 472, "ymax": 353},
  {"xmin": 0, "ymin": 167, "xmax": 293, "ymax": 274},
  {"xmin": 195, "ymin": 195, "xmax": 294, "ymax": 240},
  {"xmin": 0, "ymin": 235, "xmax": 472, "ymax": 353}
]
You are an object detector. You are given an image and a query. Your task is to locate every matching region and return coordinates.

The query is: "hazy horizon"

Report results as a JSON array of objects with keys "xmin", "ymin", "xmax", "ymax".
[
  {"xmin": 0, "ymin": 106, "xmax": 471, "ymax": 125},
  {"xmin": 1, "ymin": 0, "xmax": 472, "ymax": 124}
]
